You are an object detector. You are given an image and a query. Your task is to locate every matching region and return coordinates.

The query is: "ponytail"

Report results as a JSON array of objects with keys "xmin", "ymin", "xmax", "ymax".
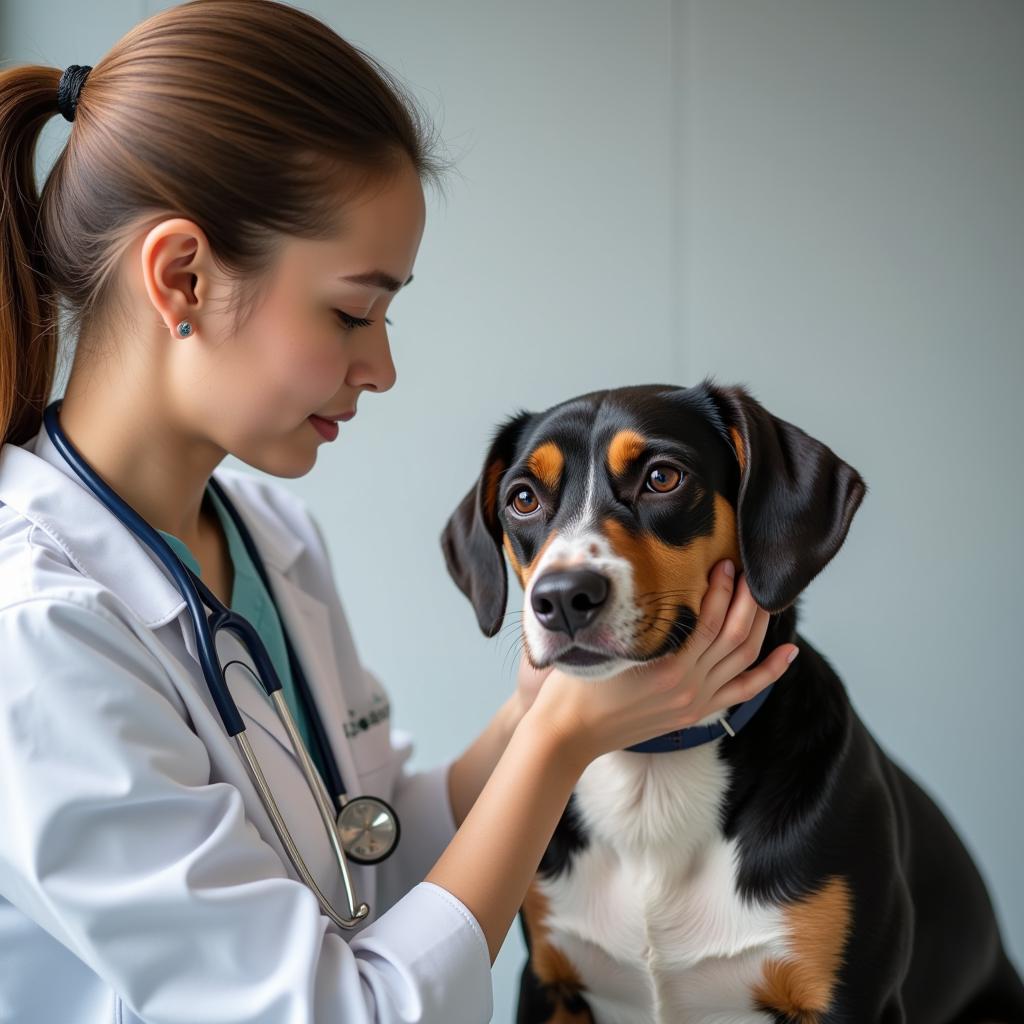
[
  {"xmin": 0, "ymin": 64, "xmax": 63, "ymax": 447},
  {"xmin": 0, "ymin": 0, "xmax": 455, "ymax": 449}
]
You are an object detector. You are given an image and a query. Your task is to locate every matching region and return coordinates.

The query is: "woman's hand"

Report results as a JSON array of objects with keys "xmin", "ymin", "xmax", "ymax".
[
  {"xmin": 513, "ymin": 654, "xmax": 554, "ymax": 719},
  {"xmin": 523, "ymin": 559, "xmax": 798, "ymax": 770}
]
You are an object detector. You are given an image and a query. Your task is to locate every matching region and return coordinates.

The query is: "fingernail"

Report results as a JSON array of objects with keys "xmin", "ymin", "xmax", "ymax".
[
  {"xmin": 786, "ymin": 647, "xmax": 800, "ymax": 664},
  {"xmin": 723, "ymin": 559, "xmax": 735, "ymax": 579}
]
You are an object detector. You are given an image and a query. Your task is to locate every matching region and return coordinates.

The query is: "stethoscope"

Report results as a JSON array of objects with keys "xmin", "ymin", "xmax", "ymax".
[{"xmin": 43, "ymin": 399, "xmax": 400, "ymax": 930}]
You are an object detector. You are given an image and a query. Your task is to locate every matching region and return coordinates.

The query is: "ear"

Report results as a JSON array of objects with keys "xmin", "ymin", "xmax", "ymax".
[
  {"xmin": 690, "ymin": 376, "xmax": 868, "ymax": 613},
  {"xmin": 440, "ymin": 410, "xmax": 536, "ymax": 636}
]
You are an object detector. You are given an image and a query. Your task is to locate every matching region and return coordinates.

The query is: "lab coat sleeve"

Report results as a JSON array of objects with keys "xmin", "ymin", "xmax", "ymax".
[{"xmin": 0, "ymin": 597, "xmax": 492, "ymax": 1024}]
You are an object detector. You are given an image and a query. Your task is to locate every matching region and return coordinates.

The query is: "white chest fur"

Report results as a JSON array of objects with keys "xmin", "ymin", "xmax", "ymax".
[{"xmin": 535, "ymin": 740, "xmax": 793, "ymax": 1024}]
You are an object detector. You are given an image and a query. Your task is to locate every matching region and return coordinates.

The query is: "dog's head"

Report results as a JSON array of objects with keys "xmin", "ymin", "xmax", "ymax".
[{"xmin": 441, "ymin": 377, "xmax": 867, "ymax": 676}]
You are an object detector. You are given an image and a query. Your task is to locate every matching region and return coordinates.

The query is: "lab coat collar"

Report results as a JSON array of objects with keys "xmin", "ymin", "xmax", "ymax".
[
  {"xmin": 0, "ymin": 420, "xmax": 305, "ymax": 629},
  {"xmin": 0, "ymin": 420, "xmax": 366, "ymax": 798}
]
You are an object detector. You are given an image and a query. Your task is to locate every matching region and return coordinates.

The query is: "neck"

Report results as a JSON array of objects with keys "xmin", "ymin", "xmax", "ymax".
[{"xmin": 56, "ymin": 378, "xmax": 224, "ymax": 547}]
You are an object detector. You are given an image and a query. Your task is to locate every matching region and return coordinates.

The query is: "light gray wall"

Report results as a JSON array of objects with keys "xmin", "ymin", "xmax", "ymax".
[
  {"xmin": 675, "ymin": 0, "xmax": 1024, "ymax": 982},
  {"xmin": 7, "ymin": 0, "xmax": 1021, "ymax": 1017}
]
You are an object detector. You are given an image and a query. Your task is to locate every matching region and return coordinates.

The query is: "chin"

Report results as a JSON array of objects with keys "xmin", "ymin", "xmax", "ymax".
[{"xmin": 230, "ymin": 440, "xmax": 316, "ymax": 479}]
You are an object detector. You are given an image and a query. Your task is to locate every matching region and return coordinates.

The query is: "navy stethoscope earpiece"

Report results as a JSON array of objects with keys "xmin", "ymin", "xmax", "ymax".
[{"xmin": 42, "ymin": 398, "xmax": 400, "ymax": 929}]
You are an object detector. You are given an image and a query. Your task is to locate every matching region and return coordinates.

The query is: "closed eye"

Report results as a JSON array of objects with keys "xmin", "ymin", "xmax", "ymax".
[{"xmin": 335, "ymin": 310, "xmax": 394, "ymax": 330}]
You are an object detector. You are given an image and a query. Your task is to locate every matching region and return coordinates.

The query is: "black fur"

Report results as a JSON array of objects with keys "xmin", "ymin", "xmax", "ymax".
[{"xmin": 441, "ymin": 377, "xmax": 1024, "ymax": 1022}]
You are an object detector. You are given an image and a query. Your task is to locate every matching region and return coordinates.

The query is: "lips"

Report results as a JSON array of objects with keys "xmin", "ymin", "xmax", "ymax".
[
  {"xmin": 556, "ymin": 646, "xmax": 612, "ymax": 666},
  {"xmin": 308, "ymin": 414, "xmax": 340, "ymax": 441}
]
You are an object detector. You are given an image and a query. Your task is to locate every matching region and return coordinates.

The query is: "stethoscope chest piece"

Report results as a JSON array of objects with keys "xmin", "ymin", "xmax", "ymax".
[{"xmin": 338, "ymin": 795, "xmax": 401, "ymax": 864}]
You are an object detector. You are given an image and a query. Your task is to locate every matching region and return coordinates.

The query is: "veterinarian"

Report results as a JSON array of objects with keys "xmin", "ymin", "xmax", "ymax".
[{"xmin": 0, "ymin": 3, "xmax": 798, "ymax": 1022}]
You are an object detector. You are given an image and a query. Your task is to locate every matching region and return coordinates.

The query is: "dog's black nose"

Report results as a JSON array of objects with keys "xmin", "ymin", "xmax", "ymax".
[{"xmin": 531, "ymin": 569, "xmax": 610, "ymax": 637}]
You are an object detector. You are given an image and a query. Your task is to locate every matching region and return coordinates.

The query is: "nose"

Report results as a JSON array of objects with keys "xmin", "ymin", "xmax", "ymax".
[
  {"xmin": 368, "ymin": 338, "xmax": 397, "ymax": 394},
  {"xmin": 375, "ymin": 336, "xmax": 397, "ymax": 393},
  {"xmin": 530, "ymin": 569, "xmax": 610, "ymax": 638},
  {"xmin": 349, "ymin": 327, "xmax": 397, "ymax": 394}
]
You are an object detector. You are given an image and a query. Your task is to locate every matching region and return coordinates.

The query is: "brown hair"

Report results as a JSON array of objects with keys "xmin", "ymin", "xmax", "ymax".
[{"xmin": 0, "ymin": 0, "xmax": 454, "ymax": 447}]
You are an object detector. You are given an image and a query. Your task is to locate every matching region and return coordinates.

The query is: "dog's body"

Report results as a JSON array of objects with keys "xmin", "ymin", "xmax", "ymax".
[{"xmin": 441, "ymin": 379, "xmax": 1024, "ymax": 1023}]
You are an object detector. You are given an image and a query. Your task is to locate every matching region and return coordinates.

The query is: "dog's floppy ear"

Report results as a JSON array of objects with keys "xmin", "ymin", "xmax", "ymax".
[
  {"xmin": 692, "ymin": 376, "xmax": 868, "ymax": 613},
  {"xmin": 440, "ymin": 410, "xmax": 535, "ymax": 637}
]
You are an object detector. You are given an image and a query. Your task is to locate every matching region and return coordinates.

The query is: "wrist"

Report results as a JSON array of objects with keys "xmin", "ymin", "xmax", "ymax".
[
  {"xmin": 446, "ymin": 693, "xmax": 536, "ymax": 829},
  {"xmin": 500, "ymin": 692, "xmax": 528, "ymax": 741},
  {"xmin": 517, "ymin": 691, "xmax": 591, "ymax": 778}
]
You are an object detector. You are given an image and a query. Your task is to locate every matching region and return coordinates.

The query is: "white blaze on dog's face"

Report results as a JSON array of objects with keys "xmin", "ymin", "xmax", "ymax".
[
  {"xmin": 524, "ymin": 519, "xmax": 643, "ymax": 680},
  {"xmin": 516, "ymin": 448, "xmax": 647, "ymax": 680}
]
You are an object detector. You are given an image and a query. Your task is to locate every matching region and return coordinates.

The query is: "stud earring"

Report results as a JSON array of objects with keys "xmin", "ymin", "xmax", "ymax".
[{"xmin": 176, "ymin": 320, "xmax": 193, "ymax": 338}]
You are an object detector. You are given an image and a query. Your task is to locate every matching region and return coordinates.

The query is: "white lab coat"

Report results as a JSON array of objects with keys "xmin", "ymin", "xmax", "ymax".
[{"xmin": 0, "ymin": 422, "xmax": 492, "ymax": 1024}]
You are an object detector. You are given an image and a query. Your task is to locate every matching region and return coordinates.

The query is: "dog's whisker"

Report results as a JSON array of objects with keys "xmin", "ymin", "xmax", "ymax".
[
  {"xmin": 633, "ymin": 614, "xmax": 692, "ymax": 644},
  {"xmin": 507, "ymin": 637, "xmax": 529, "ymax": 682},
  {"xmin": 635, "ymin": 586, "xmax": 696, "ymax": 596},
  {"xmin": 634, "ymin": 621, "xmax": 678, "ymax": 641},
  {"xmin": 634, "ymin": 590, "xmax": 698, "ymax": 603},
  {"xmin": 500, "ymin": 631, "xmax": 527, "ymax": 680}
]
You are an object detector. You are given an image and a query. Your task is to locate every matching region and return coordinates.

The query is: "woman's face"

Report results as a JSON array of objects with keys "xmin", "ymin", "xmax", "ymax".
[{"xmin": 175, "ymin": 159, "xmax": 425, "ymax": 478}]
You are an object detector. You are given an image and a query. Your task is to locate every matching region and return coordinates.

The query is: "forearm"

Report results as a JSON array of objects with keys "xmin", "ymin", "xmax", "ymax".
[
  {"xmin": 446, "ymin": 694, "xmax": 525, "ymax": 828},
  {"xmin": 426, "ymin": 710, "xmax": 582, "ymax": 964}
]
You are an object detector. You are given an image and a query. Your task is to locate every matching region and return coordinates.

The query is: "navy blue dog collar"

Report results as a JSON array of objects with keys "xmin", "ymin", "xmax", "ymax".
[{"xmin": 625, "ymin": 680, "xmax": 776, "ymax": 753}]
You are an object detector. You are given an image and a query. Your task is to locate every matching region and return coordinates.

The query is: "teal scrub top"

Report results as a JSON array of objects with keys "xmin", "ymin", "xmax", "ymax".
[{"xmin": 157, "ymin": 484, "xmax": 330, "ymax": 784}]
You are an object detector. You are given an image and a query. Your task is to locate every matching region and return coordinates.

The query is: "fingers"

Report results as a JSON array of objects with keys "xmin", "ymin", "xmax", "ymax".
[
  {"xmin": 647, "ymin": 559, "xmax": 791, "ymax": 719},
  {"xmin": 695, "ymin": 570, "xmax": 763, "ymax": 673},
  {"xmin": 701, "ymin": 601, "xmax": 770, "ymax": 685},
  {"xmin": 690, "ymin": 560, "xmax": 761, "ymax": 669},
  {"xmin": 689, "ymin": 559, "xmax": 740, "ymax": 654},
  {"xmin": 705, "ymin": 642, "xmax": 798, "ymax": 716}
]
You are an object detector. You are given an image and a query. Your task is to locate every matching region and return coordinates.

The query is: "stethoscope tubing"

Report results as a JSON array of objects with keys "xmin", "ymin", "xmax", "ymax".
[
  {"xmin": 41, "ymin": 399, "xmax": 392, "ymax": 927},
  {"xmin": 206, "ymin": 473, "xmax": 348, "ymax": 807},
  {"xmin": 42, "ymin": 401, "xmax": 343, "ymax": 782}
]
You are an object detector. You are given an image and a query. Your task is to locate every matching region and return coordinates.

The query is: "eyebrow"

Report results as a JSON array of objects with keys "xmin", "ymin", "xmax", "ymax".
[
  {"xmin": 612, "ymin": 437, "xmax": 703, "ymax": 473},
  {"xmin": 338, "ymin": 270, "xmax": 414, "ymax": 293}
]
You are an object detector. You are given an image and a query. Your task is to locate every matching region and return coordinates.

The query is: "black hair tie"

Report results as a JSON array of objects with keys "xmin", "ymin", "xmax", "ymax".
[{"xmin": 58, "ymin": 65, "xmax": 92, "ymax": 123}]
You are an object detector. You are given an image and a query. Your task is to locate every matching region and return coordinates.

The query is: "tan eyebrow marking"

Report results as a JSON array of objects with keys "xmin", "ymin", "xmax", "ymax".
[
  {"xmin": 526, "ymin": 441, "xmax": 565, "ymax": 493},
  {"xmin": 606, "ymin": 429, "xmax": 648, "ymax": 477}
]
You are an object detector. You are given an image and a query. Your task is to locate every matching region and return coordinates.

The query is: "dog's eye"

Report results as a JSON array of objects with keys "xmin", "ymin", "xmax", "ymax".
[
  {"xmin": 645, "ymin": 464, "xmax": 683, "ymax": 493},
  {"xmin": 510, "ymin": 487, "xmax": 540, "ymax": 516}
]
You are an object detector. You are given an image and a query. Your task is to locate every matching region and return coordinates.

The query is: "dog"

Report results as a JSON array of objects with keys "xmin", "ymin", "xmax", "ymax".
[{"xmin": 440, "ymin": 378, "xmax": 1024, "ymax": 1024}]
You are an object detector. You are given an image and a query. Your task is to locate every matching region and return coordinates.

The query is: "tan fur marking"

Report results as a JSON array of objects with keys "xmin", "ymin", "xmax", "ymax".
[
  {"xmin": 482, "ymin": 457, "xmax": 506, "ymax": 530},
  {"xmin": 503, "ymin": 533, "xmax": 524, "ymax": 586},
  {"xmin": 522, "ymin": 881, "xmax": 595, "ymax": 1022},
  {"xmin": 601, "ymin": 492, "xmax": 741, "ymax": 657},
  {"xmin": 504, "ymin": 530, "xmax": 559, "ymax": 592},
  {"xmin": 523, "ymin": 532, "xmax": 558, "ymax": 588},
  {"xmin": 751, "ymin": 875, "xmax": 854, "ymax": 1021},
  {"xmin": 527, "ymin": 441, "xmax": 565, "ymax": 493},
  {"xmin": 728, "ymin": 425, "xmax": 747, "ymax": 475},
  {"xmin": 606, "ymin": 429, "xmax": 648, "ymax": 477}
]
